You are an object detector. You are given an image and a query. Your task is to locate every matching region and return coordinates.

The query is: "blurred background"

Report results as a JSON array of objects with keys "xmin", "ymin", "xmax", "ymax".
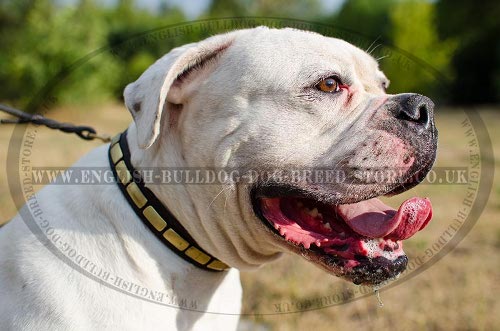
[
  {"xmin": 0, "ymin": 0, "xmax": 499, "ymax": 107},
  {"xmin": 0, "ymin": 1, "xmax": 499, "ymax": 330}
]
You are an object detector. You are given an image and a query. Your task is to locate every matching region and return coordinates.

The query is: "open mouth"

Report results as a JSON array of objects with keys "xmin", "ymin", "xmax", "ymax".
[{"xmin": 252, "ymin": 188, "xmax": 432, "ymax": 285}]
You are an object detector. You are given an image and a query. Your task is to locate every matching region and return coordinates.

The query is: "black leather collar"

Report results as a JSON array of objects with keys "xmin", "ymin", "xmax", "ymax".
[{"xmin": 108, "ymin": 131, "xmax": 229, "ymax": 272}]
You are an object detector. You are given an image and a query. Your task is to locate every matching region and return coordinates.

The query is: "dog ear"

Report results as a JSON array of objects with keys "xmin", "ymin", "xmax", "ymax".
[{"xmin": 123, "ymin": 31, "xmax": 240, "ymax": 149}]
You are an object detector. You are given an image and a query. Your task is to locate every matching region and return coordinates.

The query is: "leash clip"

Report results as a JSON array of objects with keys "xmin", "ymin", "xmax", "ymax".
[{"xmin": 0, "ymin": 103, "xmax": 112, "ymax": 143}]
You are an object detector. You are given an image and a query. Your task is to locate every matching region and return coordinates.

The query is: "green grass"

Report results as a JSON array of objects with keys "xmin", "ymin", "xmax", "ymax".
[{"xmin": 1, "ymin": 104, "xmax": 499, "ymax": 330}]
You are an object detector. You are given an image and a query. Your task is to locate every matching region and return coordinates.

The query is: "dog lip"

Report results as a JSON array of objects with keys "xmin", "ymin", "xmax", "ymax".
[
  {"xmin": 257, "ymin": 195, "xmax": 430, "ymax": 245},
  {"xmin": 349, "ymin": 255, "xmax": 408, "ymax": 285},
  {"xmin": 252, "ymin": 183, "xmax": 365, "ymax": 206},
  {"xmin": 250, "ymin": 187, "xmax": 419, "ymax": 285}
]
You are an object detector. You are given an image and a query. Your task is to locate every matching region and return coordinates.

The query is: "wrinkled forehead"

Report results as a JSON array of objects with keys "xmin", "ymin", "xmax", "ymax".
[{"xmin": 226, "ymin": 29, "xmax": 385, "ymax": 86}]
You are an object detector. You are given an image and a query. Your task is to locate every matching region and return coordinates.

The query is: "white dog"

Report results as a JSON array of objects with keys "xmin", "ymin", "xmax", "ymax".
[{"xmin": 0, "ymin": 27, "xmax": 437, "ymax": 330}]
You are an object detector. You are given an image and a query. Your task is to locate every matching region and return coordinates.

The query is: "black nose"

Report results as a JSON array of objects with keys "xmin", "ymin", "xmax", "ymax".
[{"xmin": 390, "ymin": 93, "xmax": 434, "ymax": 130}]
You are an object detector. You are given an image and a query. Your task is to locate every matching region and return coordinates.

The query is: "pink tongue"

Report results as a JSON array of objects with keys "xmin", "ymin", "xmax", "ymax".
[{"xmin": 337, "ymin": 197, "xmax": 432, "ymax": 240}]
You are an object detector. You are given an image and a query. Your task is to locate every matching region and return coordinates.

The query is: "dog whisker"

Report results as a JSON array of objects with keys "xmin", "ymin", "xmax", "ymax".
[
  {"xmin": 366, "ymin": 36, "xmax": 381, "ymax": 54},
  {"xmin": 209, "ymin": 185, "xmax": 234, "ymax": 217},
  {"xmin": 368, "ymin": 43, "xmax": 383, "ymax": 56},
  {"xmin": 208, "ymin": 187, "xmax": 228, "ymax": 210},
  {"xmin": 376, "ymin": 55, "xmax": 390, "ymax": 62}
]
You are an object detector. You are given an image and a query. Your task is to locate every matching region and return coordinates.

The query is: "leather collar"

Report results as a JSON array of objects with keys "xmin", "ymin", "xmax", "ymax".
[{"xmin": 108, "ymin": 131, "xmax": 229, "ymax": 272}]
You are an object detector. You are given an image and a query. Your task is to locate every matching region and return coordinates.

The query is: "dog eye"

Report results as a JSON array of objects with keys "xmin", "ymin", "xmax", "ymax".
[{"xmin": 316, "ymin": 77, "xmax": 340, "ymax": 93}]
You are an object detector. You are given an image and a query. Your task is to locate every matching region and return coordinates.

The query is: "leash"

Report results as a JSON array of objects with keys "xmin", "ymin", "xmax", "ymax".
[
  {"xmin": 0, "ymin": 103, "xmax": 111, "ymax": 143},
  {"xmin": 0, "ymin": 103, "xmax": 110, "ymax": 229}
]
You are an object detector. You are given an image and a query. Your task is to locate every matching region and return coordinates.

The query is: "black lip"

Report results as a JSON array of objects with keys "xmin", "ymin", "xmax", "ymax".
[
  {"xmin": 252, "ymin": 184, "xmax": 313, "ymax": 201},
  {"xmin": 250, "ymin": 187, "xmax": 409, "ymax": 285},
  {"xmin": 348, "ymin": 256, "xmax": 408, "ymax": 285},
  {"xmin": 250, "ymin": 157, "xmax": 435, "ymax": 206},
  {"xmin": 251, "ymin": 187, "xmax": 277, "ymax": 233}
]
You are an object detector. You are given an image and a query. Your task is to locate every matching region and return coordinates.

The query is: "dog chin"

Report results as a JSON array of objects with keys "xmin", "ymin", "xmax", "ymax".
[{"xmin": 250, "ymin": 181, "xmax": 433, "ymax": 285}]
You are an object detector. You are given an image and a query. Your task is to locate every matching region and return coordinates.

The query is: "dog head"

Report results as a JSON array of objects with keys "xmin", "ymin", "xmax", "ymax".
[{"xmin": 124, "ymin": 27, "xmax": 437, "ymax": 285}]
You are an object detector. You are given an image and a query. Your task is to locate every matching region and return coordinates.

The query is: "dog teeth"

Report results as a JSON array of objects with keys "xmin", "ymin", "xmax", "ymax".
[
  {"xmin": 303, "ymin": 207, "xmax": 322, "ymax": 219},
  {"xmin": 279, "ymin": 228, "xmax": 287, "ymax": 236},
  {"xmin": 324, "ymin": 223, "xmax": 332, "ymax": 230},
  {"xmin": 315, "ymin": 240, "xmax": 321, "ymax": 247}
]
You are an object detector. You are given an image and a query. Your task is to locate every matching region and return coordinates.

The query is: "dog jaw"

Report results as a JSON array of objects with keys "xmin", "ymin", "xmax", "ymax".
[{"xmin": 129, "ymin": 27, "xmax": 437, "ymax": 282}]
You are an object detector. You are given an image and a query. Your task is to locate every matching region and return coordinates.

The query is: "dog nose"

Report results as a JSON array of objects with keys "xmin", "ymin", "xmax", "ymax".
[{"xmin": 391, "ymin": 93, "xmax": 434, "ymax": 130}]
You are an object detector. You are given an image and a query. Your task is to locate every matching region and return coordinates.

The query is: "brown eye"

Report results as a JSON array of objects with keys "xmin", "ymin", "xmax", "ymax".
[{"xmin": 317, "ymin": 77, "xmax": 340, "ymax": 93}]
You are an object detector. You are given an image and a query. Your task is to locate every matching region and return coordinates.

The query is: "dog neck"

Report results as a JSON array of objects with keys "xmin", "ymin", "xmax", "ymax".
[
  {"xmin": 109, "ymin": 130, "xmax": 230, "ymax": 272},
  {"xmin": 124, "ymin": 124, "xmax": 283, "ymax": 270}
]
